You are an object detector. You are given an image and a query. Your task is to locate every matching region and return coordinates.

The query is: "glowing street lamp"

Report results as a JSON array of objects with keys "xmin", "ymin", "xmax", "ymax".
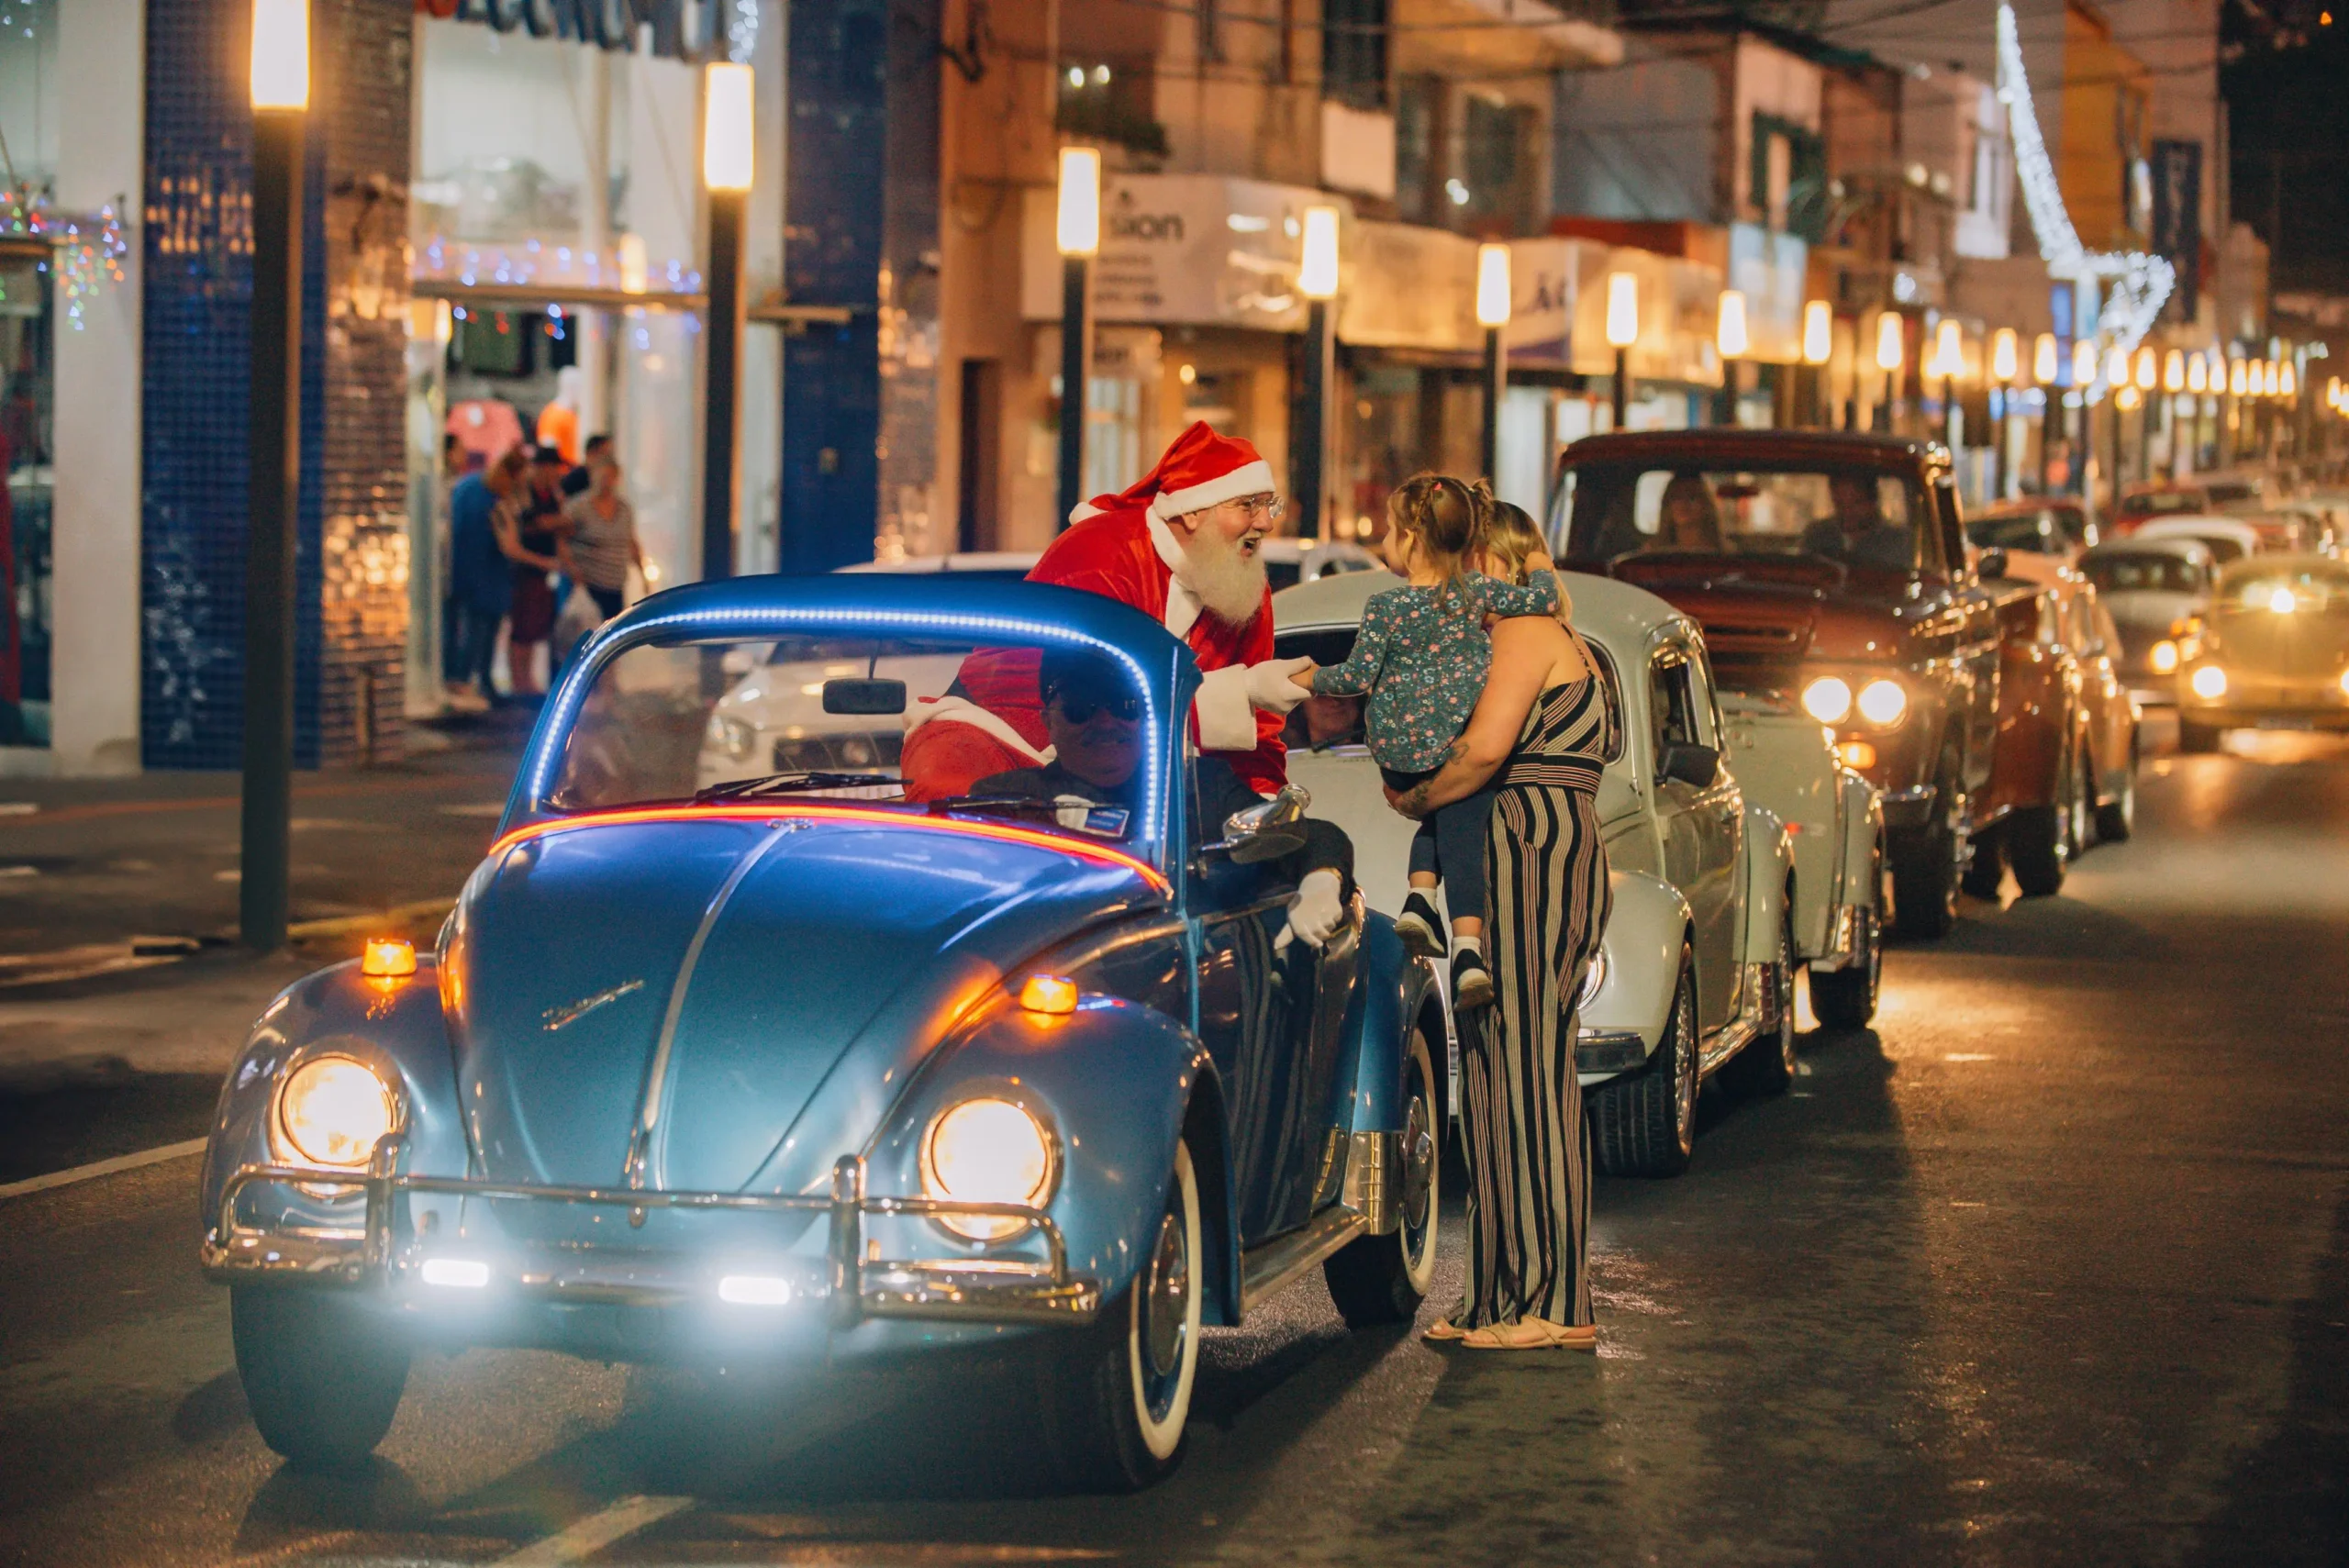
[
  {"xmin": 2279, "ymin": 360, "xmax": 2297, "ymax": 398},
  {"xmin": 1987, "ymin": 328, "xmax": 2019, "ymax": 497},
  {"xmin": 2033, "ymin": 333, "xmax": 2058, "ymax": 386},
  {"xmin": 1476, "ymin": 244, "xmax": 1510, "ymax": 478},
  {"xmin": 2188, "ymin": 354, "xmax": 2209, "ymax": 394},
  {"xmin": 1801, "ymin": 299, "xmax": 1832, "ymax": 428},
  {"xmin": 1295, "ymin": 205, "xmax": 1341, "ymax": 538},
  {"xmin": 1873, "ymin": 313, "xmax": 1905, "ymax": 432},
  {"xmin": 700, "ymin": 61, "xmax": 753, "ymax": 585},
  {"xmin": 1054, "ymin": 146, "xmax": 1102, "ymax": 528},
  {"xmin": 241, "ymin": 0, "xmax": 311, "ymax": 951},
  {"xmin": 1715, "ymin": 288, "xmax": 1749, "ymax": 427},
  {"xmin": 1930, "ymin": 318, "xmax": 1963, "ymax": 449},
  {"xmin": 1605, "ymin": 272, "xmax": 1638, "ymax": 428}
]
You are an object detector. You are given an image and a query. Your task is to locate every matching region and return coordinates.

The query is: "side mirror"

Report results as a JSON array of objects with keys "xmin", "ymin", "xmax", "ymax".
[
  {"xmin": 822, "ymin": 677, "xmax": 907, "ymax": 715},
  {"xmin": 1978, "ymin": 547, "xmax": 2010, "ymax": 581},
  {"xmin": 1203, "ymin": 784, "xmax": 1311, "ymax": 864},
  {"xmin": 1657, "ymin": 740, "xmax": 1721, "ymax": 790}
]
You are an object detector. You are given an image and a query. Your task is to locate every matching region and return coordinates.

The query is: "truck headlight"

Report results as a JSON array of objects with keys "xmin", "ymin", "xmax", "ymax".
[
  {"xmin": 922, "ymin": 1097, "xmax": 1057, "ymax": 1240},
  {"xmin": 1855, "ymin": 678, "xmax": 1909, "ymax": 727},
  {"xmin": 276, "ymin": 1056, "xmax": 395, "ymax": 1169},
  {"xmin": 2190, "ymin": 664, "xmax": 2228, "ymax": 701},
  {"xmin": 2338, "ymin": 669, "xmax": 2349, "ymax": 698},
  {"xmin": 1801, "ymin": 676, "xmax": 1853, "ymax": 725}
]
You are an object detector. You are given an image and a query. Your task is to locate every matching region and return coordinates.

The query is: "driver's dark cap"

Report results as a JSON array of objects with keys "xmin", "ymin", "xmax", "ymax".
[{"xmin": 1039, "ymin": 649, "xmax": 1130, "ymax": 708}]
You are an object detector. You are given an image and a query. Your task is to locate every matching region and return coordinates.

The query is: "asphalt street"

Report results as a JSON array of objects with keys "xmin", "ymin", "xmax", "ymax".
[{"xmin": 4, "ymin": 727, "xmax": 2347, "ymax": 1566}]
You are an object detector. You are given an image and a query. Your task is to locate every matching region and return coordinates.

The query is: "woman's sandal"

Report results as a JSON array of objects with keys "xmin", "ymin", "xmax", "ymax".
[
  {"xmin": 1460, "ymin": 1318, "xmax": 1598, "ymax": 1351},
  {"xmin": 1421, "ymin": 1318, "xmax": 1468, "ymax": 1342}
]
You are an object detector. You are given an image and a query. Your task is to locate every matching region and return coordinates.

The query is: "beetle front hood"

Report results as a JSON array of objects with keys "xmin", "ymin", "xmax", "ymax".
[{"xmin": 440, "ymin": 814, "xmax": 1161, "ymax": 1195}]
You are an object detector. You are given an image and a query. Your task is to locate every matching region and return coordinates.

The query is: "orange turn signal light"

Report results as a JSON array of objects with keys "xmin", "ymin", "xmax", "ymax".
[
  {"xmin": 1836, "ymin": 740, "xmax": 1877, "ymax": 772},
  {"xmin": 1018, "ymin": 974, "xmax": 1078, "ymax": 1016},
  {"xmin": 362, "ymin": 937, "xmax": 417, "ymax": 978}
]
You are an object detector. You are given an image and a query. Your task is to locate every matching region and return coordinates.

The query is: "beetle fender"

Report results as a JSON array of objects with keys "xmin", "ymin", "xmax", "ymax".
[
  {"xmin": 1577, "ymin": 870, "xmax": 1690, "ymax": 1049},
  {"xmin": 1740, "ymin": 805, "xmax": 1794, "ymax": 961},
  {"xmin": 1838, "ymin": 773, "xmax": 1884, "ymax": 909},
  {"xmin": 1331, "ymin": 911, "xmax": 1441, "ymax": 1136}
]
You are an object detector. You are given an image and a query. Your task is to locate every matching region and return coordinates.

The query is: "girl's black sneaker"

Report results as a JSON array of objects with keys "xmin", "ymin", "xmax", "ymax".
[
  {"xmin": 1452, "ymin": 946, "xmax": 1494, "ymax": 1010},
  {"xmin": 1396, "ymin": 892, "xmax": 1447, "ymax": 957}
]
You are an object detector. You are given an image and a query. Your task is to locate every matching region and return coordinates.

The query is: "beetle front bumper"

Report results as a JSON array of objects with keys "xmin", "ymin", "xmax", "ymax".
[{"xmin": 201, "ymin": 1136, "xmax": 1101, "ymax": 1329}]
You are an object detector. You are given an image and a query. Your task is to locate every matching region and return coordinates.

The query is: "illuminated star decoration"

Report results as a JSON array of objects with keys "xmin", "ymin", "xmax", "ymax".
[{"xmin": 1997, "ymin": 3, "xmax": 2173, "ymax": 392}]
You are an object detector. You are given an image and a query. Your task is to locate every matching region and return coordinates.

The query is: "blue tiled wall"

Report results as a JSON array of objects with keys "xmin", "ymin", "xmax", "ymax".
[{"xmin": 141, "ymin": 0, "xmax": 326, "ymax": 770}]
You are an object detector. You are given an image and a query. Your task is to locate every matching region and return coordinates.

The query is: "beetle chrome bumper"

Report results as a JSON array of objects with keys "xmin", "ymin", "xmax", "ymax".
[{"xmin": 201, "ymin": 1139, "xmax": 1100, "ymax": 1328}]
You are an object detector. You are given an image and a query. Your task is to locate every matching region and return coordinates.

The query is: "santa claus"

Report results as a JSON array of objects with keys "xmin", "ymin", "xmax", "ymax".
[{"xmin": 901, "ymin": 422, "xmax": 1312, "ymax": 801}]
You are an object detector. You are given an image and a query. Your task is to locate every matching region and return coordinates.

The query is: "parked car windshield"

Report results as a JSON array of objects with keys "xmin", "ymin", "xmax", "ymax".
[
  {"xmin": 2084, "ymin": 553, "xmax": 2207, "ymax": 595},
  {"xmin": 545, "ymin": 628, "xmax": 1154, "ymax": 844},
  {"xmin": 1562, "ymin": 464, "xmax": 1941, "ymax": 574}
]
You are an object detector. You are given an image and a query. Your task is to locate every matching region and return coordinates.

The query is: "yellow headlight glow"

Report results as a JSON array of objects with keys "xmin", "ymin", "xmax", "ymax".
[
  {"xmin": 2267, "ymin": 585, "xmax": 2298, "ymax": 615},
  {"xmin": 923, "ymin": 1097, "xmax": 1055, "ymax": 1240},
  {"xmin": 1837, "ymin": 740, "xmax": 1877, "ymax": 771},
  {"xmin": 2190, "ymin": 664, "xmax": 2229, "ymax": 701},
  {"xmin": 1855, "ymin": 678, "xmax": 1909, "ymax": 727},
  {"xmin": 2338, "ymin": 668, "xmax": 2349, "ymax": 698},
  {"xmin": 277, "ymin": 1056, "xmax": 395, "ymax": 1169},
  {"xmin": 1801, "ymin": 676, "xmax": 1854, "ymax": 725},
  {"xmin": 2149, "ymin": 639, "xmax": 2179, "ymax": 674}
]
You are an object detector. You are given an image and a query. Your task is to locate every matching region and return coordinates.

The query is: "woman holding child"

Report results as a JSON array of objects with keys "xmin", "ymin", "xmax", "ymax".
[{"xmin": 1294, "ymin": 478, "xmax": 1614, "ymax": 1351}]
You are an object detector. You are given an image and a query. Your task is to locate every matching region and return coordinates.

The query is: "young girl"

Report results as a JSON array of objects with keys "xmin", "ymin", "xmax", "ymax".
[{"xmin": 1294, "ymin": 475, "xmax": 1563, "ymax": 1007}]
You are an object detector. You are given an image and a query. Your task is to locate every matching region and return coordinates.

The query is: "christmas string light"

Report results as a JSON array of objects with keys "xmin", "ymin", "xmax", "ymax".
[
  {"xmin": 0, "ymin": 185, "xmax": 131, "ymax": 329},
  {"xmin": 1996, "ymin": 4, "xmax": 2173, "ymax": 373}
]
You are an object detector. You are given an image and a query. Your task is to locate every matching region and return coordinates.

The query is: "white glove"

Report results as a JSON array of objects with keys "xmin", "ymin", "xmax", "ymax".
[
  {"xmin": 1281, "ymin": 869, "xmax": 1346, "ymax": 951},
  {"xmin": 1245, "ymin": 656, "xmax": 1316, "ymax": 716}
]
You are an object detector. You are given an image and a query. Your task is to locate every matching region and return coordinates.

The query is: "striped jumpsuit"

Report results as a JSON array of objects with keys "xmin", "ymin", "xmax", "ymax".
[{"xmin": 1455, "ymin": 666, "xmax": 1618, "ymax": 1329}]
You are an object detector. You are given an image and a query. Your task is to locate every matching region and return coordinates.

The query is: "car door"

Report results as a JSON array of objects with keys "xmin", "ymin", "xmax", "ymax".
[
  {"xmin": 1188, "ymin": 779, "xmax": 1358, "ymax": 1245},
  {"xmin": 1650, "ymin": 641, "xmax": 1740, "ymax": 1033},
  {"xmin": 1936, "ymin": 476, "xmax": 2004, "ymax": 805}
]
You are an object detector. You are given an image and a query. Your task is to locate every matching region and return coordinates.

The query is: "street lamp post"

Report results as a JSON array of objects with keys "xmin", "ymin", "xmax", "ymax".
[
  {"xmin": 2161, "ymin": 350, "xmax": 2186, "ymax": 480},
  {"xmin": 1054, "ymin": 147, "xmax": 1100, "ymax": 528},
  {"xmin": 1715, "ymin": 288, "xmax": 1749, "ymax": 428},
  {"xmin": 2032, "ymin": 332, "xmax": 2058, "ymax": 494},
  {"xmin": 2104, "ymin": 345, "xmax": 2131, "ymax": 512},
  {"xmin": 242, "ymin": 0, "xmax": 308, "ymax": 952},
  {"xmin": 699, "ymin": 61, "xmax": 752, "ymax": 586},
  {"xmin": 2229, "ymin": 357, "xmax": 2249, "ymax": 463},
  {"xmin": 2132, "ymin": 346, "xmax": 2158, "ymax": 483},
  {"xmin": 2072, "ymin": 339, "xmax": 2099, "ymax": 502},
  {"xmin": 1875, "ymin": 313, "xmax": 1904, "ymax": 433},
  {"xmin": 1990, "ymin": 328, "xmax": 2019, "ymax": 500},
  {"xmin": 1801, "ymin": 300, "xmax": 1832, "ymax": 429},
  {"xmin": 1605, "ymin": 272, "xmax": 1638, "ymax": 430},
  {"xmin": 1296, "ymin": 206, "xmax": 1340, "ymax": 539},
  {"xmin": 1932, "ymin": 318, "xmax": 1963, "ymax": 453},
  {"xmin": 1475, "ymin": 243, "xmax": 1510, "ymax": 481}
]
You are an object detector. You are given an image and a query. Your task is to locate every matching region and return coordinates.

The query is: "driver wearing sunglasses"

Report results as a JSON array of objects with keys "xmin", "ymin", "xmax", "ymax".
[{"xmin": 973, "ymin": 652, "xmax": 1354, "ymax": 948}]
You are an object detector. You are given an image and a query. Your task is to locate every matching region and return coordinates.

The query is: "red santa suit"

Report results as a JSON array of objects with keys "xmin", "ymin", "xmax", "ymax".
[{"xmin": 902, "ymin": 423, "xmax": 1302, "ymax": 800}]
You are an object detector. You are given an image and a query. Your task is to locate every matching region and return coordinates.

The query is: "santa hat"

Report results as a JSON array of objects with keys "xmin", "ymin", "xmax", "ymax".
[{"xmin": 1068, "ymin": 421, "xmax": 1279, "ymax": 526}]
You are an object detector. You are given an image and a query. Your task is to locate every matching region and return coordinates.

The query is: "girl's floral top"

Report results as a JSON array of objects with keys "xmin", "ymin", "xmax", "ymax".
[{"xmin": 1308, "ymin": 573, "xmax": 1561, "ymax": 773}]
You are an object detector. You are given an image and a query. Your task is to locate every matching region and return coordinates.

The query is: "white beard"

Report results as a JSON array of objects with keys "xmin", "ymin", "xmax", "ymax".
[{"xmin": 1175, "ymin": 525, "xmax": 1268, "ymax": 627}]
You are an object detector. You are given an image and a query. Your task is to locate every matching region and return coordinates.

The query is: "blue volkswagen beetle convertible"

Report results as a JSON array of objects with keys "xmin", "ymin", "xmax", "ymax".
[{"xmin": 199, "ymin": 573, "xmax": 1442, "ymax": 1489}]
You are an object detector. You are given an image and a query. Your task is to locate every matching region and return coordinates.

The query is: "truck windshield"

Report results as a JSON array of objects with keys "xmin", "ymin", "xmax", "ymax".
[{"xmin": 1561, "ymin": 464, "xmax": 1941, "ymax": 574}]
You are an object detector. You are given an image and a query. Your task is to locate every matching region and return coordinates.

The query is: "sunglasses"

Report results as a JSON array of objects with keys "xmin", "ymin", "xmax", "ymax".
[{"xmin": 1050, "ymin": 692, "xmax": 1141, "ymax": 725}]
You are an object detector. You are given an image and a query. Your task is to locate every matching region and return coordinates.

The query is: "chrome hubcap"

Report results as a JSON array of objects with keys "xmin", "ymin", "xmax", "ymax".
[
  {"xmin": 1142, "ymin": 1209, "xmax": 1189, "ymax": 1381},
  {"xmin": 1401, "ymin": 1089, "xmax": 1435, "ymax": 1257},
  {"xmin": 1675, "ymin": 984, "xmax": 1698, "ymax": 1148}
]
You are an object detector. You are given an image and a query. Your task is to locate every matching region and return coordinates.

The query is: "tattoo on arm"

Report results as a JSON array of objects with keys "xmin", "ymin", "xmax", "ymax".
[{"xmin": 1400, "ymin": 739, "xmax": 1467, "ymax": 815}]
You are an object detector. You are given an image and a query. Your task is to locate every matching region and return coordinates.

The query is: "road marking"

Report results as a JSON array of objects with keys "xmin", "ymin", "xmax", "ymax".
[
  {"xmin": 494, "ymin": 1496, "xmax": 691, "ymax": 1565},
  {"xmin": 0, "ymin": 1138, "xmax": 209, "ymax": 1202}
]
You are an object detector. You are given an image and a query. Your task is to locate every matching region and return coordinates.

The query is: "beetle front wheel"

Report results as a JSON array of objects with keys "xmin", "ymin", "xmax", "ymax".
[
  {"xmin": 232, "ymin": 1286, "xmax": 408, "ymax": 1473},
  {"xmin": 1323, "ymin": 1027, "xmax": 1441, "ymax": 1326},
  {"xmin": 1039, "ymin": 1139, "xmax": 1202, "ymax": 1492}
]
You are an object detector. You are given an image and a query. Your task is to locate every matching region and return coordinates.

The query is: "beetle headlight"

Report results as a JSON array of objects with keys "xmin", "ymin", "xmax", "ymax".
[
  {"xmin": 1800, "ymin": 676, "xmax": 1853, "ymax": 725},
  {"xmin": 2190, "ymin": 664, "xmax": 2228, "ymax": 701},
  {"xmin": 1855, "ymin": 678, "xmax": 1909, "ymax": 728},
  {"xmin": 1576, "ymin": 949, "xmax": 1608, "ymax": 1010},
  {"xmin": 921, "ymin": 1097, "xmax": 1057, "ymax": 1240},
  {"xmin": 276, "ymin": 1056, "xmax": 396, "ymax": 1169}
]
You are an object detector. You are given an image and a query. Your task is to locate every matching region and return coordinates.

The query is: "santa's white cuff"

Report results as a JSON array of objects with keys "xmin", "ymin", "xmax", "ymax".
[{"xmin": 1194, "ymin": 665, "xmax": 1259, "ymax": 751}]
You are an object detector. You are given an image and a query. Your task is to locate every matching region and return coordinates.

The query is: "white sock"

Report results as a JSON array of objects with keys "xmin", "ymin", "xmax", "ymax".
[{"xmin": 1453, "ymin": 934, "xmax": 1482, "ymax": 959}]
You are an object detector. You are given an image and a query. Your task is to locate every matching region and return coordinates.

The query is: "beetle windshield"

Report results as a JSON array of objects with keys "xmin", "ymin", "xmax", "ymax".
[
  {"xmin": 544, "ymin": 628, "xmax": 1157, "ymax": 845},
  {"xmin": 2083, "ymin": 553, "xmax": 2205, "ymax": 595},
  {"xmin": 1561, "ymin": 464, "xmax": 1942, "ymax": 575}
]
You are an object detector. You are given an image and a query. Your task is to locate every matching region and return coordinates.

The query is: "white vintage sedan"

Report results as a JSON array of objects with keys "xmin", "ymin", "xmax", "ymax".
[{"xmin": 1272, "ymin": 570, "xmax": 1798, "ymax": 1178}]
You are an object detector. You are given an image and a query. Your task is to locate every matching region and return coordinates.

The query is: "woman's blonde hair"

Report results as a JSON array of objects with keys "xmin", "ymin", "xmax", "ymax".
[
  {"xmin": 1386, "ymin": 473, "xmax": 1493, "ymax": 610},
  {"xmin": 1481, "ymin": 501, "xmax": 1546, "ymax": 584}
]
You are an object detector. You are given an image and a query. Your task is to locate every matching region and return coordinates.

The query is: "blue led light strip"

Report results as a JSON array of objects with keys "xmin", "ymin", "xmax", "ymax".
[{"xmin": 526, "ymin": 605, "xmax": 1170, "ymax": 852}]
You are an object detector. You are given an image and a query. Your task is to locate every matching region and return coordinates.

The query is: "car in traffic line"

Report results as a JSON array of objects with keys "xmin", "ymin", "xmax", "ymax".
[
  {"xmin": 200, "ymin": 573, "xmax": 1443, "ymax": 1489},
  {"xmin": 2131, "ymin": 514, "xmax": 2261, "ymax": 567},
  {"xmin": 1553, "ymin": 428, "xmax": 2002, "ymax": 942},
  {"xmin": 1967, "ymin": 496, "xmax": 2098, "ymax": 561},
  {"xmin": 2171, "ymin": 554, "xmax": 2349, "ymax": 751},
  {"xmin": 2079, "ymin": 537, "xmax": 2218, "ymax": 705},
  {"xmin": 1271, "ymin": 568, "xmax": 1801, "ymax": 1178}
]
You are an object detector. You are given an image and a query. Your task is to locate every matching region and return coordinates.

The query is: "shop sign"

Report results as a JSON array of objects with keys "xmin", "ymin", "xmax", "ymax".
[
  {"xmin": 1021, "ymin": 174, "xmax": 1341, "ymax": 332},
  {"xmin": 1505, "ymin": 239, "xmax": 1725, "ymax": 384},
  {"xmin": 417, "ymin": 0, "xmax": 753, "ymax": 63},
  {"xmin": 1337, "ymin": 222, "xmax": 1481, "ymax": 354}
]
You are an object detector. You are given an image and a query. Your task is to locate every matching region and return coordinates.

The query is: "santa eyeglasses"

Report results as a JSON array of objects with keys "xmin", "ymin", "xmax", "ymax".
[{"xmin": 1222, "ymin": 493, "xmax": 1285, "ymax": 525}]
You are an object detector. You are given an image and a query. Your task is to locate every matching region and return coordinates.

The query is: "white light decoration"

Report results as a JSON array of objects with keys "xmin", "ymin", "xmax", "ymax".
[
  {"xmin": 1997, "ymin": 4, "xmax": 2172, "ymax": 355},
  {"xmin": 1299, "ymin": 206, "xmax": 1341, "ymax": 301},
  {"xmin": 1802, "ymin": 301, "xmax": 1832, "ymax": 366},
  {"xmin": 1056, "ymin": 147, "xmax": 1101, "ymax": 258},
  {"xmin": 1606, "ymin": 273, "xmax": 1640, "ymax": 350},
  {"xmin": 701, "ymin": 62, "xmax": 755, "ymax": 193},
  {"xmin": 1475, "ymin": 242, "xmax": 1511, "ymax": 329},
  {"xmin": 1717, "ymin": 289, "xmax": 1750, "ymax": 359}
]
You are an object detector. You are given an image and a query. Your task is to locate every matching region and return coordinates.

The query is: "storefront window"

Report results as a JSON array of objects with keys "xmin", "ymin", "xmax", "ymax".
[{"xmin": 0, "ymin": 250, "xmax": 51, "ymax": 746}]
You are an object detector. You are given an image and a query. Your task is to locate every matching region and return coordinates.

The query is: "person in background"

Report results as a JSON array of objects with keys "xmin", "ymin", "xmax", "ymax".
[
  {"xmin": 561, "ymin": 433, "xmax": 609, "ymax": 501},
  {"xmin": 494, "ymin": 444, "xmax": 569, "ymax": 697},
  {"xmin": 447, "ymin": 448, "xmax": 522, "ymax": 709},
  {"xmin": 559, "ymin": 448, "xmax": 645, "ymax": 622},
  {"xmin": 1651, "ymin": 473, "xmax": 1727, "ymax": 550}
]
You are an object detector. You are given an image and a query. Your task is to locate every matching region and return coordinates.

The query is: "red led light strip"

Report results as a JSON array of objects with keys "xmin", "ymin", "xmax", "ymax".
[{"xmin": 489, "ymin": 801, "xmax": 1170, "ymax": 894}]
